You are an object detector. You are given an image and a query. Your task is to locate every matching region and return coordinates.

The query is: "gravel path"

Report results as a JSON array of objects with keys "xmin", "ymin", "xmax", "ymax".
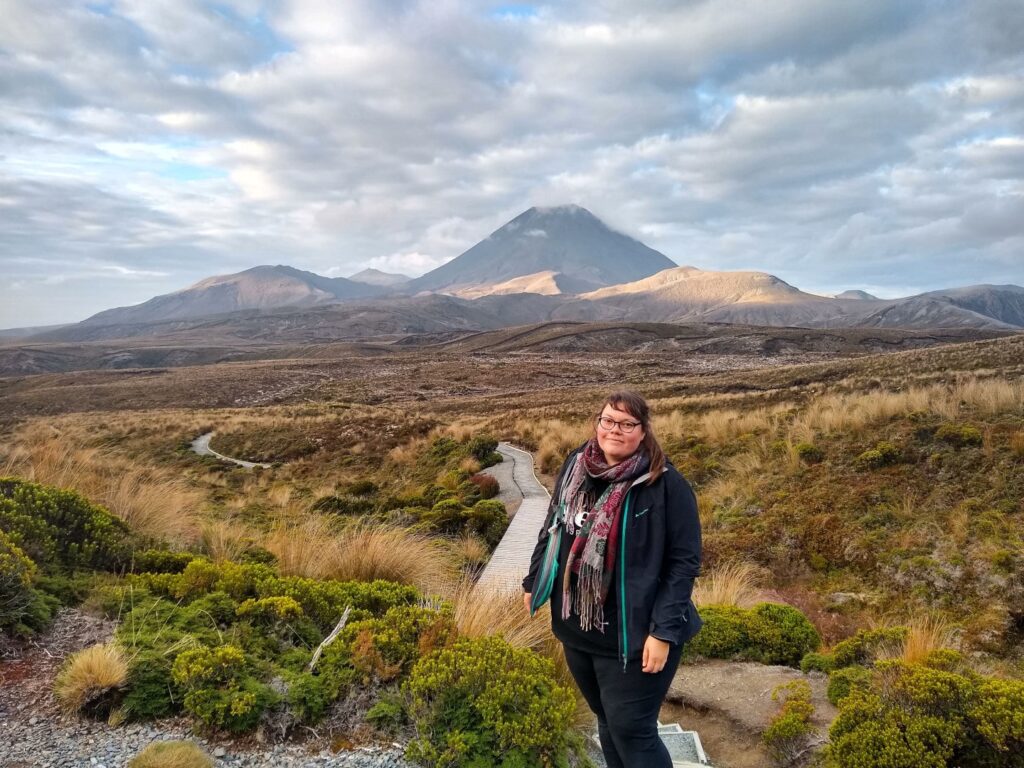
[
  {"xmin": 190, "ymin": 432, "xmax": 271, "ymax": 469},
  {"xmin": 0, "ymin": 610, "xmax": 416, "ymax": 768}
]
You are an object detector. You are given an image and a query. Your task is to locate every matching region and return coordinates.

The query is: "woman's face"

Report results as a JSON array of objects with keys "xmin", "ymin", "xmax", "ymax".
[{"xmin": 596, "ymin": 403, "xmax": 645, "ymax": 466}]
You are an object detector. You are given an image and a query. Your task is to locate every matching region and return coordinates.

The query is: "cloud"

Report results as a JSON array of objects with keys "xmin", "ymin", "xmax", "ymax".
[{"xmin": 1, "ymin": 0, "xmax": 1022, "ymax": 326}]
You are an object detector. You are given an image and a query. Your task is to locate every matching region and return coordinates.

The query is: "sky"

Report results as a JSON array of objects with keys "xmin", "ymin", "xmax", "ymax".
[{"xmin": 1, "ymin": 0, "xmax": 1023, "ymax": 327}]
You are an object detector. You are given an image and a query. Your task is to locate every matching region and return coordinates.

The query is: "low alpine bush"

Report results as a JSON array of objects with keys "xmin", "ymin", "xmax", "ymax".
[{"xmin": 404, "ymin": 635, "xmax": 576, "ymax": 768}]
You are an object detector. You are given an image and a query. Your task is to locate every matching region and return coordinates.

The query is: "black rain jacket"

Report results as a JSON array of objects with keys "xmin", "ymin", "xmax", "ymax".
[{"xmin": 523, "ymin": 446, "xmax": 703, "ymax": 670}]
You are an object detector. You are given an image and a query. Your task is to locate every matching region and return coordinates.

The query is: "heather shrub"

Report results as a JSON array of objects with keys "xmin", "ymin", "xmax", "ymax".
[
  {"xmin": 826, "ymin": 666, "xmax": 872, "ymax": 706},
  {"xmin": 131, "ymin": 548, "xmax": 199, "ymax": 574},
  {"xmin": 318, "ymin": 604, "xmax": 457, "ymax": 688},
  {"xmin": 802, "ymin": 626, "xmax": 908, "ymax": 673},
  {"xmin": 466, "ymin": 499, "xmax": 508, "ymax": 547},
  {"xmin": 763, "ymin": 680, "xmax": 817, "ymax": 766},
  {"xmin": 935, "ymin": 423, "xmax": 984, "ymax": 447},
  {"xmin": 826, "ymin": 657, "xmax": 1024, "ymax": 768},
  {"xmin": 854, "ymin": 441, "xmax": 901, "ymax": 470},
  {"xmin": 172, "ymin": 645, "xmax": 277, "ymax": 732},
  {"xmin": 404, "ymin": 635, "xmax": 576, "ymax": 768},
  {"xmin": 468, "ymin": 473, "xmax": 500, "ymax": 499},
  {"xmin": 0, "ymin": 529, "xmax": 51, "ymax": 636},
  {"xmin": 0, "ymin": 478, "xmax": 130, "ymax": 571}
]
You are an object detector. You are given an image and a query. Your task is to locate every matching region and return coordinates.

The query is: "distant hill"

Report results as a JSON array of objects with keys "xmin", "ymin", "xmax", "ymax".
[
  {"xmin": 348, "ymin": 268, "xmax": 410, "ymax": 287},
  {"xmin": 73, "ymin": 265, "xmax": 382, "ymax": 328},
  {"xmin": 403, "ymin": 204, "xmax": 676, "ymax": 296},
  {"xmin": 835, "ymin": 290, "xmax": 878, "ymax": 300}
]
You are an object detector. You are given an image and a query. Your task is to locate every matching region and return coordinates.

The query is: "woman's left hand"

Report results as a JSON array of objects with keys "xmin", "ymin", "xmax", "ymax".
[{"xmin": 642, "ymin": 635, "xmax": 671, "ymax": 674}]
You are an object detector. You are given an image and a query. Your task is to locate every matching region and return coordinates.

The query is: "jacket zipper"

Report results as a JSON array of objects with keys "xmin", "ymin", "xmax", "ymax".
[{"xmin": 619, "ymin": 491, "xmax": 632, "ymax": 671}]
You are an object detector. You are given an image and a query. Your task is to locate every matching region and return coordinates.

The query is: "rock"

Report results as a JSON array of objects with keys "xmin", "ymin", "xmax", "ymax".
[
  {"xmin": 214, "ymin": 746, "xmax": 227, "ymax": 758},
  {"xmin": 29, "ymin": 716, "xmax": 38, "ymax": 725}
]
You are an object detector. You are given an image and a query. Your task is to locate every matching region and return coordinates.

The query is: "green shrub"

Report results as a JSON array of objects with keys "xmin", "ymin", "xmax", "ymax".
[
  {"xmin": 827, "ymin": 666, "xmax": 872, "ymax": 706},
  {"xmin": 826, "ymin": 658, "xmax": 1024, "ymax": 768},
  {"xmin": 685, "ymin": 603, "xmax": 819, "ymax": 668},
  {"xmin": 684, "ymin": 605, "xmax": 749, "ymax": 660},
  {"xmin": 171, "ymin": 645, "xmax": 276, "ymax": 732},
  {"xmin": 854, "ymin": 441, "xmax": 901, "ymax": 470},
  {"xmin": 366, "ymin": 691, "xmax": 407, "ymax": 733},
  {"xmin": 0, "ymin": 478, "xmax": 130, "ymax": 571},
  {"xmin": 745, "ymin": 603, "xmax": 821, "ymax": 667},
  {"xmin": 404, "ymin": 636, "xmax": 576, "ymax": 768},
  {"xmin": 467, "ymin": 499, "xmax": 508, "ymax": 547},
  {"xmin": 1, "ymin": 529, "xmax": 38, "ymax": 633},
  {"xmin": 423, "ymin": 498, "xmax": 468, "ymax": 535},
  {"xmin": 935, "ymin": 423, "xmax": 984, "ymax": 447},
  {"xmin": 465, "ymin": 435, "xmax": 499, "ymax": 464},
  {"xmin": 312, "ymin": 494, "xmax": 375, "ymax": 516},
  {"xmin": 122, "ymin": 650, "xmax": 178, "ymax": 721},
  {"xmin": 286, "ymin": 671, "xmax": 329, "ymax": 725},
  {"xmin": 319, "ymin": 604, "xmax": 457, "ymax": 688},
  {"xmin": 804, "ymin": 626, "xmax": 908, "ymax": 673},
  {"xmin": 131, "ymin": 549, "xmax": 199, "ymax": 574},
  {"xmin": 763, "ymin": 680, "xmax": 817, "ymax": 766},
  {"xmin": 795, "ymin": 443, "xmax": 824, "ymax": 463}
]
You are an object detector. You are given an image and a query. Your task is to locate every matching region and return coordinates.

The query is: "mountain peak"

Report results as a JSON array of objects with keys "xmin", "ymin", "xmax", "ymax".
[{"xmin": 406, "ymin": 205, "xmax": 675, "ymax": 295}]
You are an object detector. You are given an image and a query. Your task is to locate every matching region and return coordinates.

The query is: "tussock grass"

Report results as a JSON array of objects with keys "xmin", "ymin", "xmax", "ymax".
[
  {"xmin": 54, "ymin": 642, "xmax": 128, "ymax": 713},
  {"xmin": 4, "ymin": 429, "xmax": 202, "ymax": 544},
  {"xmin": 264, "ymin": 515, "xmax": 455, "ymax": 593},
  {"xmin": 199, "ymin": 519, "xmax": 254, "ymax": 563},
  {"xmin": 895, "ymin": 615, "xmax": 959, "ymax": 665},
  {"xmin": 693, "ymin": 560, "xmax": 764, "ymax": 608},
  {"xmin": 128, "ymin": 741, "xmax": 213, "ymax": 768}
]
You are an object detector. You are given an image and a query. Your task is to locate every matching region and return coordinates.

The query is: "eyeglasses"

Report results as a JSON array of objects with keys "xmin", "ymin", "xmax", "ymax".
[{"xmin": 596, "ymin": 415, "xmax": 642, "ymax": 433}]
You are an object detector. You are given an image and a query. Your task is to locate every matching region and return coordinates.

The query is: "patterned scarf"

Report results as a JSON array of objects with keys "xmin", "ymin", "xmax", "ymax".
[{"xmin": 560, "ymin": 438, "xmax": 650, "ymax": 632}]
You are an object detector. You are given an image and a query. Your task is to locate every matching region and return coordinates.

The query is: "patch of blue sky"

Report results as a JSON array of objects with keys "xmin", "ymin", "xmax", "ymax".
[
  {"xmin": 694, "ymin": 83, "xmax": 735, "ymax": 129},
  {"xmin": 491, "ymin": 4, "xmax": 538, "ymax": 20},
  {"xmin": 159, "ymin": 162, "xmax": 227, "ymax": 182},
  {"xmin": 85, "ymin": 2, "xmax": 115, "ymax": 16},
  {"xmin": 209, "ymin": 2, "xmax": 295, "ymax": 57}
]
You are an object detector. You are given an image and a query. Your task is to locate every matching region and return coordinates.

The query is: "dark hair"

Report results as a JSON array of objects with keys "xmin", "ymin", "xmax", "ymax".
[{"xmin": 593, "ymin": 390, "xmax": 666, "ymax": 483}]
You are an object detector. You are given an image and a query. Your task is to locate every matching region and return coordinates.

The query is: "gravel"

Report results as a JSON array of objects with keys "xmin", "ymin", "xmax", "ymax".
[{"xmin": 0, "ymin": 610, "xmax": 417, "ymax": 768}]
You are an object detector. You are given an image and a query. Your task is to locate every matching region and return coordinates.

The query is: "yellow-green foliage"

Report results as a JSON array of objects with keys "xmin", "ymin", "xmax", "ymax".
[
  {"xmin": 0, "ymin": 478, "xmax": 130, "ymax": 571},
  {"xmin": 801, "ymin": 626, "xmax": 908, "ymax": 673},
  {"xmin": 935, "ymin": 423, "xmax": 984, "ymax": 447},
  {"xmin": 763, "ymin": 680, "xmax": 817, "ymax": 766},
  {"xmin": 55, "ymin": 642, "xmax": 128, "ymax": 715},
  {"xmin": 171, "ymin": 645, "xmax": 276, "ymax": 732},
  {"xmin": 128, "ymin": 741, "xmax": 213, "ymax": 768},
  {"xmin": 0, "ymin": 529, "xmax": 52, "ymax": 635},
  {"xmin": 404, "ymin": 635, "xmax": 576, "ymax": 768},
  {"xmin": 684, "ymin": 602, "xmax": 820, "ymax": 667},
  {"xmin": 826, "ymin": 654, "xmax": 1024, "ymax": 767},
  {"xmin": 319, "ymin": 604, "xmax": 457, "ymax": 689},
  {"xmin": 854, "ymin": 441, "xmax": 901, "ymax": 470},
  {"xmin": 137, "ymin": 559, "xmax": 420, "ymax": 631}
]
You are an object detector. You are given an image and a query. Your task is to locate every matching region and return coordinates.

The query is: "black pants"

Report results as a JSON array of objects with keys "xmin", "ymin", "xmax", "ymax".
[{"xmin": 563, "ymin": 643, "xmax": 683, "ymax": 768}]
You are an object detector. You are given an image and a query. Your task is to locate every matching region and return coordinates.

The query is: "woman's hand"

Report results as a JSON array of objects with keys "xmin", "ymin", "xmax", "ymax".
[
  {"xmin": 642, "ymin": 635, "xmax": 671, "ymax": 674},
  {"xmin": 523, "ymin": 592, "xmax": 532, "ymax": 615}
]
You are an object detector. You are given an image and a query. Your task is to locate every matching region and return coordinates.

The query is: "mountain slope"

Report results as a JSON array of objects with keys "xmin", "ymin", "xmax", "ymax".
[
  {"xmin": 405, "ymin": 205, "xmax": 676, "ymax": 295},
  {"xmin": 348, "ymin": 268, "xmax": 411, "ymax": 287},
  {"xmin": 79, "ymin": 265, "xmax": 382, "ymax": 327}
]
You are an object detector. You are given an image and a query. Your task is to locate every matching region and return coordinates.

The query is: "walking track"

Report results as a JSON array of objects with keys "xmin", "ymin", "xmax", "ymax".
[{"xmin": 475, "ymin": 442, "xmax": 551, "ymax": 594}]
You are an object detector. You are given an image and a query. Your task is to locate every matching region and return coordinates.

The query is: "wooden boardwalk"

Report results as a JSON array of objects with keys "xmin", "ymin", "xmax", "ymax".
[{"xmin": 475, "ymin": 442, "xmax": 551, "ymax": 594}]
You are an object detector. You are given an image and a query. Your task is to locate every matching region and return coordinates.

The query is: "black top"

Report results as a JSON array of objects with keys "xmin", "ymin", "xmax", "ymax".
[{"xmin": 549, "ymin": 475, "xmax": 619, "ymax": 656}]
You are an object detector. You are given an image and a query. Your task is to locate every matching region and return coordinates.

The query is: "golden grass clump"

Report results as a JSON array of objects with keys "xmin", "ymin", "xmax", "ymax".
[
  {"xmin": 331, "ymin": 521, "xmax": 455, "ymax": 593},
  {"xmin": 199, "ymin": 519, "xmax": 254, "ymax": 563},
  {"xmin": 453, "ymin": 533, "xmax": 490, "ymax": 570},
  {"xmin": 448, "ymin": 579, "xmax": 551, "ymax": 652},
  {"xmin": 693, "ymin": 560, "xmax": 764, "ymax": 608},
  {"xmin": 128, "ymin": 741, "xmax": 213, "ymax": 768},
  {"xmin": 54, "ymin": 643, "xmax": 128, "ymax": 713},
  {"xmin": 264, "ymin": 515, "xmax": 455, "ymax": 593},
  {"xmin": 895, "ymin": 615, "xmax": 959, "ymax": 665},
  {"xmin": 1010, "ymin": 430, "xmax": 1024, "ymax": 459},
  {"xmin": 264, "ymin": 514, "xmax": 341, "ymax": 580}
]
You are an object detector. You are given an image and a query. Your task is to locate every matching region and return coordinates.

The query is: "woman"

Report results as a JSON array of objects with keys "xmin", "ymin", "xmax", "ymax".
[{"xmin": 522, "ymin": 390, "xmax": 702, "ymax": 768}]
